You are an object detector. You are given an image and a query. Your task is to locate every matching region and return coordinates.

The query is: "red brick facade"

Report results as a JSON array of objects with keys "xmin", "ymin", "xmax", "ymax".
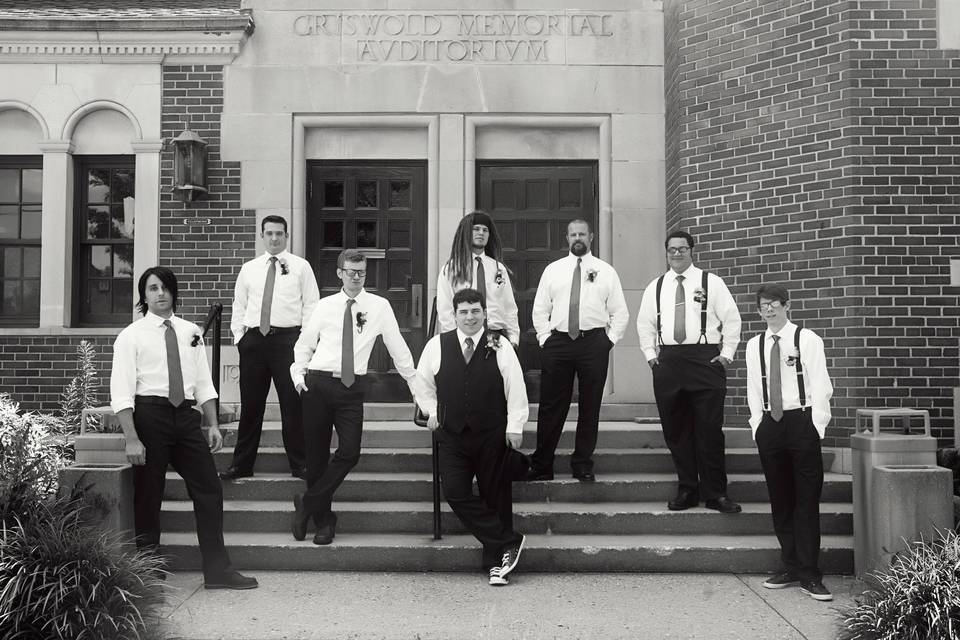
[{"xmin": 666, "ymin": 0, "xmax": 960, "ymax": 445}]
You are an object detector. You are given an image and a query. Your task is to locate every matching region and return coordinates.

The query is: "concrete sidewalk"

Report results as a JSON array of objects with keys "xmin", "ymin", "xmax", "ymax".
[{"xmin": 155, "ymin": 571, "xmax": 861, "ymax": 639}]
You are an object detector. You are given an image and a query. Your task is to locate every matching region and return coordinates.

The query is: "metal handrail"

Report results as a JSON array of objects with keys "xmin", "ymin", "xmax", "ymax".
[{"xmin": 200, "ymin": 302, "xmax": 223, "ymax": 417}]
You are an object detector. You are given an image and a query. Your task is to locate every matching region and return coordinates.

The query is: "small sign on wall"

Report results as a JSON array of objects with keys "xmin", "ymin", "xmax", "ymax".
[{"xmin": 951, "ymin": 258, "xmax": 960, "ymax": 287}]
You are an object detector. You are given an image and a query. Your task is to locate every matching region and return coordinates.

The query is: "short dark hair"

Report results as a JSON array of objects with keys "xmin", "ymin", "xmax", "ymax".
[
  {"xmin": 261, "ymin": 215, "xmax": 288, "ymax": 233},
  {"xmin": 337, "ymin": 249, "xmax": 367, "ymax": 268},
  {"xmin": 756, "ymin": 284, "xmax": 789, "ymax": 306},
  {"xmin": 136, "ymin": 266, "xmax": 178, "ymax": 315},
  {"xmin": 567, "ymin": 219, "xmax": 592, "ymax": 234},
  {"xmin": 665, "ymin": 230, "xmax": 695, "ymax": 250},
  {"xmin": 452, "ymin": 288, "xmax": 485, "ymax": 311}
]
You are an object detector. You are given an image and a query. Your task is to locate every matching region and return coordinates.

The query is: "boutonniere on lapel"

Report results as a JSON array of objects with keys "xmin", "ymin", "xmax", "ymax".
[
  {"xmin": 484, "ymin": 332, "xmax": 502, "ymax": 359},
  {"xmin": 693, "ymin": 287, "xmax": 707, "ymax": 304},
  {"xmin": 494, "ymin": 268, "xmax": 505, "ymax": 287},
  {"xmin": 585, "ymin": 268, "xmax": 599, "ymax": 283},
  {"xmin": 278, "ymin": 258, "xmax": 290, "ymax": 276},
  {"xmin": 784, "ymin": 347, "xmax": 799, "ymax": 367},
  {"xmin": 355, "ymin": 311, "xmax": 367, "ymax": 334},
  {"xmin": 191, "ymin": 333, "xmax": 203, "ymax": 347}
]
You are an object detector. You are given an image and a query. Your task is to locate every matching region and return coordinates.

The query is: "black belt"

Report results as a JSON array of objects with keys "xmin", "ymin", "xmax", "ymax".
[
  {"xmin": 659, "ymin": 343, "xmax": 719, "ymax": 349},
  {"xmin": 764, "ymin": 407, "xmax": 809, "ymax": 416},
  {"xmin": 552, "ymin": 328, "xmax": 605, "ymax": 338},
  {"xmin": 306, "ymin": 369, "xmax": 367, "ymax": 380},
  {"xmin": 256, "ymin": 325, "xmax": 300, "ymax": 336},
  {"xmin": 135, "ymin": 395, "xmax": 196, "ymax": 408}
]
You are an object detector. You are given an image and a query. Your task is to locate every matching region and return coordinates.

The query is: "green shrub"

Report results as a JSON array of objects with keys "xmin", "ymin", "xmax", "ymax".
[
  {"xmin": 60, "ymin": 340, "xmax": 103, "ymax": 435},
  {"xmin": 839, "ymin": 528, "xmax": 960, "ymax": 640},
  {"xmin": 0, "ymin": 494, "xmax": 167, "ymax": 640}
]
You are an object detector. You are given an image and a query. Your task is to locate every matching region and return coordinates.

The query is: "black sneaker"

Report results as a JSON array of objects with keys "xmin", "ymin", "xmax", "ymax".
[
  {"xmin": 762, "ymin": 572, "xmax": 800, "ymax": 589},
  {"xmin": 488, "ymin": 566, "xmax": 508, "ymax": 586},
  {"xmin": 800, "ymin": 580, "xmax": 833, "ymax": 601},
  {"xmin": 500, "ymin": 534, "xmax": 526, "ymax": 578}
]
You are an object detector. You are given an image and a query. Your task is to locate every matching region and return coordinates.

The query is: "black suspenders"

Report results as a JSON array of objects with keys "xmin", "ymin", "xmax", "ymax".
[
  {"xmin": 759, "ymin": 326, "xmax": 806, "ymax": 411},
  {"xmin": 655, "ymin": 271, "xmax": 709, "ymax": 346}
]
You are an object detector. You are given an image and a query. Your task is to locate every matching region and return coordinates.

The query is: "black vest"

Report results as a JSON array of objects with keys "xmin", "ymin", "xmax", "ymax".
[{"xmin": 435, "ymin": 330, "xmax": 507, "ymax": 434}]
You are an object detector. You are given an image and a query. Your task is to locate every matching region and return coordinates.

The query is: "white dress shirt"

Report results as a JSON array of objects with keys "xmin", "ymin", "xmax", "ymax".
[
  {"xmin": 414, "ymin": 329, "xmax": 529, "ymax": 435},
  {"xmin": 746, "ymin": 321, "xmax": 833, "ymax": 439},
  {"xmin": 290, "ymin": 289, "xmax": 418, "ymax": 392},
  {"xmin": 436, "ymin": 255, "xmax": 521, "ymax": 344},
  {"xmin": 531, "ymin": 252, "xmax": 629, "ymax": 346},
  {"xmin": 230, "ymin": 250, "xmax": 320, "ymax": 344},
  {"xmin": 636, "ymin": 265, "xmax": 742, "ymax": 361},
  {"xmin": 110, "ymin": 312, "xmax": 218, "ymax": 413}
]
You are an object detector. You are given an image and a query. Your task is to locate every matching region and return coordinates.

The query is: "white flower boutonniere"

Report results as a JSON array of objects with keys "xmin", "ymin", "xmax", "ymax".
[
  {"xmin": 693, "ymin": 287, "xmax": 707, "ymax": 304},
  {"xmin": 484, "ymin": 332, "xmax": 502, "ymax": 359},
  {"xmin": 586, "ymin": 268, "xmax": 599, "ymax": 283},
  {"xmin": 191, "ymin": 333, "xmax": 203, "ymax": 347},
  {"xmin": 356, "ymin": 311, "xmax": 367, "ymax": 333},
  {"xmin": 494, "ymin": 268, "xmax": 505, "ymax": 286},
  {"xmin": 279, "ymin": 259, "xmax": 290, "ymax": 276},
  {"xmin": 783, "ymin": 347, "xmax": 799, "ymax": 367}
]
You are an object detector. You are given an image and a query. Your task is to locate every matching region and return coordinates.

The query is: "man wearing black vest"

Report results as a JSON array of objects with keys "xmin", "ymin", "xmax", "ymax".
[
  {"xmin": 746, "ymin": 284, "xmax": 834, "ymax": 601},
  {"xmin": 636, "ymin": 230, "xmax": 743, "ymax": 513},
  {"xmin": 414, "ymin": 288, "xmax": 529, "ymax": 586}
]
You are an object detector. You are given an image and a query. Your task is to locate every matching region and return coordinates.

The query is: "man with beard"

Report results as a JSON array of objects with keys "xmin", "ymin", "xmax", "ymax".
[
  {"xmin": 636, "ymin": 230, "xmax": 742, "ymax": 513},
  {"xmin": 436, "ymin": 211, "xmax": 520, "ymax": 347},
  {"xmin": 526, "ymin": 219, "xmax": 629, "ymax": 482}
]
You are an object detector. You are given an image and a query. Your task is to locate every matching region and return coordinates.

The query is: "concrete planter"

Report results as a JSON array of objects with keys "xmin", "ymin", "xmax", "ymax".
[
  {"xmin": 58, "ymin": 462, "xmax": 135, "ymax": 539},
  {"xmin": 74, "ymin": 432, "xmax": 127, "ymax": 464}
]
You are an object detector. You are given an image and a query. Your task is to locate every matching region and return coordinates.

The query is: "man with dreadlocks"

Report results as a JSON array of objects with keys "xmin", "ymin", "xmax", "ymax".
[{"xmin": 437, "ymin": 211, "xmax": 520, "ymax": 347}]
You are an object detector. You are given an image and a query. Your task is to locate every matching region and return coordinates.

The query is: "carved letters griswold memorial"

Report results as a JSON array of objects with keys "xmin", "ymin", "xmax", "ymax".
[{"xmin": 293, "ymin": 12, "xmax": 615, "ymax": 63}]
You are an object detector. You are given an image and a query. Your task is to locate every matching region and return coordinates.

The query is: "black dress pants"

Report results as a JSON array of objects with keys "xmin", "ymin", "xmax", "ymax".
[
  {"xmin": 437, "ymin": 425, "xmax": 523, "ymax": 569},
  {"xmin": 231, "ymin": 329, "xmax": 305, "ymax": 473},
  {"xmin": 652, "ymin": 344, "xmax": 728, "ymax": 500},
  {"xmin": 132, "ymin": 399, "xmax": 230, "ymax": 578},
  {"xmin": 300, "ymin": 373, "xmax": 367, "ymax": 519},
  {"xmin": 756, "ymin": 409, "xmax": 824, "ymax": 581},
  {"xmin": 531, "ymin": 329, "xmax": 612, "ymax": 474}
]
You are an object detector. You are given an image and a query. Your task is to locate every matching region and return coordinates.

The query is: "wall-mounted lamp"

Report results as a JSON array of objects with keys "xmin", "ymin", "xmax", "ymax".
[{"xmin": 171, "ymin": 128, "xmax": 208, "ymax": 202}]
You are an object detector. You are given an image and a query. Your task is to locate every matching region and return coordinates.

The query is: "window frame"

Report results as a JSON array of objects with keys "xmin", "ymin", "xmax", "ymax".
[{"xmin": 0, "ymin": 156, "xmax": 43, "ymax": 327}]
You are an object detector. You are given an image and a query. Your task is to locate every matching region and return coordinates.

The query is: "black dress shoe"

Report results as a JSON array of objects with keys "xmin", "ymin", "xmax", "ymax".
[
  {"xmin": 291, "ymin": 468, "xmax": 306, "ymax": 479},
  {"xmin": 291, "ymin": 493, "xmax": 309, "ymax": 541},
  {"xmin": 313, "ymin": 511, "xmax": 337, "ymax": 545},
  {"xmin": 573, "ymin": 471, "xmax": 596, "ymax": 482},
  {"xmin": 667, "ymin": 490, "xmax": 699, "ymax": 511},
  {"xmin": 524, "ymin": 468, "xmax": 554, "ymax": 481},
  {"xmin": 219, "ymin": 466, "xmax": 253, "ymax": 481},
  {"xmin": 704, "ymin": 496, "xmax": 742, "ymax": 513},
  {"xmin": 204, "ymin": 569, "xmax": 258, "ymax": 590}
]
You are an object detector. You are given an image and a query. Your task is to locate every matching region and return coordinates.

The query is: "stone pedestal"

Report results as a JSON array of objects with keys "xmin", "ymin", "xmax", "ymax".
[{"xmin": 58, "ymin": 462, "xmax": 135, "ymax": 541}]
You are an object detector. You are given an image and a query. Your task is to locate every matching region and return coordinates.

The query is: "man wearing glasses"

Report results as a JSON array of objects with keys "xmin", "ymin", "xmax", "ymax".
[
  {"xmin": 636, "ymin": 231, "xmax": 743, "ymax": 513},
  {"xmin": 289, "ymin": 249, "xmax": 420, "ymax": 545}
]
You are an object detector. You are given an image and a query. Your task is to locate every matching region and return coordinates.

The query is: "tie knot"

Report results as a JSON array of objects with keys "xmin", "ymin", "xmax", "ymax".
[
  {"xmin": 346, "ymin": 298, "xmax": 355, "ymax": 307},
  {"xmin": 269, "ymin": 256, "xmax": 277, "ymax": 263},
  {"xmin": 771, "ymin": 334, "xmax": 780, "ymax": 343},
  {"xmin": 465, "ymin": 337, "xmax": 474, "ymax": 348},
  {"xmin": 163, "ymin": 319, "xmax": 173, "ymax": 329},
  {"xmin": 577, "ymin": 258, "xmax": 582, "ymax": 265},
  {"xmin": 476, "ymin": 256, "xmax": 482, "ymax": 263},
  {"xmin": 676, "ymin": 275, "xmax": 684, "ymax": 283}
]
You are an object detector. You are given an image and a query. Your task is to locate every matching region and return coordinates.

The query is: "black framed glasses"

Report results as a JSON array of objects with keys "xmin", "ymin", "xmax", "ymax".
[
  {"xmin": 341, "ymin": 269, "xmax": 366, "ymax": 278},
  {"xmin": 758, "ymin": 301, "xmax": 783, "ymax": 311},
  {"xmin": 666, "ymin": 247, "xmax": 691, "ymax": 256}
]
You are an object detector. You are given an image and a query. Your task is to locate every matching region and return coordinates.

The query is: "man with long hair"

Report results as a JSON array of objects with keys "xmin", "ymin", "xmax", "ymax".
[{"xmin": 437, "ymin": 211, "xmax": 520, "ymax": 346}]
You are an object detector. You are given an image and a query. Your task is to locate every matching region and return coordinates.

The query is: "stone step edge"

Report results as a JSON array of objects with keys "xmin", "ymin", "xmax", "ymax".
[
  {"xmin": 177, "ymin": 471, "xmax": 852, "ymax": 482},
  {"xmin": 215, "ymin": 446, "xmax": 768, "ymax": 455}
]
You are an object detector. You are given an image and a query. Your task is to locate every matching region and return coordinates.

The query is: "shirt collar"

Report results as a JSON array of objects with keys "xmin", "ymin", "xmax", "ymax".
[
  {"xmin": 145, "ymin": 310, "xmax": 177, "ymax": 327},
  {"xmin": 765, "ymin": 320, "xmax": 795, "ymax": 340},
  {"xmin": 457, "ymin": 328, "xmax": 484, "ymax": 347},
  {"xmin": 339, "ymin": 288, "xmax": 366, "ymax": 302},
  {"xmin": 567, "ymin": 251, "xmax": 593, "ymax": 261},
  {"xmin": 668, "ymin": 264, "xmax": 699, "ymax": 281},
  {"xmin": 263, "ymin": 250, "xmax": 289, "ymax": 261}
]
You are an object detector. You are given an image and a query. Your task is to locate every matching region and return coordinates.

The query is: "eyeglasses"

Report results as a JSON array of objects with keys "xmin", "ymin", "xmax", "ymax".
[
  {"xmin": 666, "ymin": 247, "xmax": 691, "ymax": 256},
  {"xmin": 758, "ymin": 301, "xmax": 784, "ymax": 311},
  {"xmin": 341, "ymin": 269, "xmax": 366, "ymax": 278}
]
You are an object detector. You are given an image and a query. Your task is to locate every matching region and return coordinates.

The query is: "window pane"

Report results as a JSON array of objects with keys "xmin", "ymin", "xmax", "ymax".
[
  {"xmin": 89, "ymin": 245, "xmax": 112, "ymax": 277},
  {"xmin": 87, "ymin": 169, "xmax": 111, "ymax": 203},
  {"xmin": 322, "ymin": 221, "xmax": 344, "ymax": 247},
  {"xmin": 111, "ymin": 205, "xmax": 134, "ymax": 239},
  {"xmin": 3, "ymin": 280, "xmax": 20, "ymax": 315},
  {"xmin": 323, "ymin": 181, "xmax": 344, "ymax": 208},
  {"xmin": 86, "ymin": 279, "xmax": 111, "ymax": 315},
  {"xmin": 113, "ymin": 244, "xmax": 134, "ymax": 278},
  {"xmin": 22, "ymin": 280, "xmax": 39, "ymax": 317},
  {"xmin": 357, "ymin": 180, "xmax": 378, "ymax": 208},
  {"xmin": 22, "ymin": 247, "xmax": 40, "ymax": 278},
  {"xmin": 389, "ymin": 180, "xmax": 411, "ymax": 208},
  {"xmin": 21, "ymin": 205, "xmax": 41, "ymax": 239},
  {"xmin": 0, "ymin": 205, "xmax": 18, "ymax": 239},
  {"xmin": 21, "ymin": 170, "xmax": 41, "ymax": 202},
  {"xmin": 357, "ymin": 221, "xmax": 377, "ymax": 248},
  {"xmin": 112, "ymin": 280, "xmax": 132, "ymax": 314},
  {"xmin": 3, "ymin": 247, "xmax": 20, "ymax": 277},
  {"xmin": 86, "ymin": 206, "xmax": 110, "ymax": 239},
  {"xmin": 113, "ymin": 169, "xmax": 134, "ymax": 201},
  {"xmin": 0, "ymin": 170, "xmax": 18, "ymax": 202}
]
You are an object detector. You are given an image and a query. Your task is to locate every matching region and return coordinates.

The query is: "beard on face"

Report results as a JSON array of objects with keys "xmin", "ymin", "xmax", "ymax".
[{"xmin": 570, "ymin": 240, "xmax": 588, "ymax": 256}]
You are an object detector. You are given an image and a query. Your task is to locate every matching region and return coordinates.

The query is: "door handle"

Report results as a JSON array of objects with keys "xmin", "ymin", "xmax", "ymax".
[{"xmin": 411, "ymin": 283, "xmax": 422, "ymax": 329}]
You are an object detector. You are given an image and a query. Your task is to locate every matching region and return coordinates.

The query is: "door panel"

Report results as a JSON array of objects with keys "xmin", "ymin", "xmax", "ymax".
[
  {"xmin": 307, "ymin": 161, "xmax": 427, "ymax": 401},
  {"xmin": 477, "ymin": 162, "xmax": 599, "ymax": 398}
]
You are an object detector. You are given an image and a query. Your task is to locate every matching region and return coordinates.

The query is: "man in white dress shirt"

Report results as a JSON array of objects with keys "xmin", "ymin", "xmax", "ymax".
[
  {"xmin": 526, "ymin": 219, "xmax": 629, "ymax": 482},
  {"xmin": 110, "ymin": 266, "xmax": 257, "ymax": 590},
  {"xmin": 415, "ymin": 288, "xmax": 528, "ymax": 586},
  {"xmin": 437, "ymin": 211, "xmax": 520, "ymax": 346},
  {"xmin": 636, "ymin": 230, "xmax": 743, "ymax": 513},
  {"xmin": 289, "ymin": 249, "xmax": 420, "ymax": 545},
  {"xmin": 747, "ymin": 284, "xmax": 834, "ymax": 601},
  {"xmin": 221, "ymin": 215, "xmax": 319, "ymax": 481}
]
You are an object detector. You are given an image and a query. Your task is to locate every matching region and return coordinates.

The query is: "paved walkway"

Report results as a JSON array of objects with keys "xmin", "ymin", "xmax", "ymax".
[{"xmin": 155, "ymin": 572, "xmax": 861, "ymax": 639}]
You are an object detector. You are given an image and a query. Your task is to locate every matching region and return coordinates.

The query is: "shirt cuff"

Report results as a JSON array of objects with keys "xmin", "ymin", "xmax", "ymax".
[
  {"xmin": 720, "ymin": 347, "xmax": 736, "ymax": 360},
  {"xmin": 110, "ymin": 399, "xmax": 134, "ymax": 414},
  {"xmin": 506, "ymin": 420, "xmax": 524, "ymax": 435},
  {"xmin": 642, "ymin": 348, "xmax": 658, "ymax": 361}
]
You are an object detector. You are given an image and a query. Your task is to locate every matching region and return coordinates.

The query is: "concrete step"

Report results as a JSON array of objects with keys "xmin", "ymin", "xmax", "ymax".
[
  {"xmin": 160, "ymin": 500, "xmax": 852, "ymax": 536},
  {"xmin": 228, "ymin": 403, "xmax": 661, "ymax": 422},
  {"xmin": 214, "ymin": 447, "xmax": 834, "ymax": 475},
  {"xmin": 159, "ymin": 531, "xmax": 854, "ymax": 574},
  {"xmin": 168, "ymin": 471, "xmax": 853, "ymax": 503},
  {"xmin": 220, "ymin": 422, "xmax": 758, "ymax": 450}
]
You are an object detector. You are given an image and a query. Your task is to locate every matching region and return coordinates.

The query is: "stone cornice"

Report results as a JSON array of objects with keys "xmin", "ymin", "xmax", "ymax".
[{"xmin": 0, "ymin": 26, "xmax": 253, "ymax": 64}]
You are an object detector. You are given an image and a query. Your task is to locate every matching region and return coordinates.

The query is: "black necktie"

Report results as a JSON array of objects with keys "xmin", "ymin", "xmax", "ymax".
[
  {"xmin": 568, "ymin": 258, "xmax": 581, "ymax": 340},
  {"xmin": 464, "ymin": 336, "xmax": 474, "ymax": 363},
  {"xmin": 260, "ymin": 256, "xmax": 277, "ymax": 336},
  {"xmin": 674, "ymin": 274, "xmax": 686, "ymax": 344},
  {"xmin": 770, "ymin": 335, "xmax": 783, "ymax": 421},
  {"xmin": 164, "ymin": 320, "xmax": 185, "ymax": 407},
  {"xmin": 475, "ymin": 256, "xmax": 487, "ymax": 303},
  {"xmin": 342, "ymin": 299, "xmax": 355, "ymax": 388}
]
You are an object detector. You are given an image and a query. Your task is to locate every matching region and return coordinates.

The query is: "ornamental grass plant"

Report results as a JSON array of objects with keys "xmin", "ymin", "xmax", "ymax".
[{"xmin": 838, "ymin": 528, "xmax": 960, "ymax": 640}]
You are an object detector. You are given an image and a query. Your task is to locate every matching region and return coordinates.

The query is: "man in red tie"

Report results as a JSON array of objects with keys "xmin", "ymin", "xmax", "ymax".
[
  {"xmin": 110, "ymin": 266, "xmax": 257, "ymax": 590},
  {"xmin": 746, "ymin": 284, "xmax": 834, "ymax": 601},
  {"xmin": 289, "ymin": 249, "xmax": 421, "ymax": 545},
  {"xmin": 526, "ymin": 220, "xmax": 629, "ymax": 482}
]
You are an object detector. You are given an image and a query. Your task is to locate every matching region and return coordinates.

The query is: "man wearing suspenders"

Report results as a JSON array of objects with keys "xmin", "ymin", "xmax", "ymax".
[
  {"xmin": 746, "ymin": 284, "xmax": 834, "ymax": 601},
  {"xmin": 636, "ymin": 231, "xmax": 742, "ymax": 513}
]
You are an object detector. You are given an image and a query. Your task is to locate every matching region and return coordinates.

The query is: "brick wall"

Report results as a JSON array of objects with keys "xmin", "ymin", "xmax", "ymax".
[
  {"xmin": 160, "ymin": 64, "xmax": 257, "ymax": 329},
  {"xmin": 665, "ymin": 0, "xmax": 960, "ymax": 446}
]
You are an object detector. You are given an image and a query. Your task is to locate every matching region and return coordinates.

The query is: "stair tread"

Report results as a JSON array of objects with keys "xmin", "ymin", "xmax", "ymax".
[
  {"xmin": 223, "ymin": 421, "xmax": 752, "ymax": 431},
  {"xmin": 173, "ymin": 471, "xmax": 851, "ymax": 483},
  {"xmin": 222, "ymin": 446, "xmax": 766, "ymax": 455}
]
